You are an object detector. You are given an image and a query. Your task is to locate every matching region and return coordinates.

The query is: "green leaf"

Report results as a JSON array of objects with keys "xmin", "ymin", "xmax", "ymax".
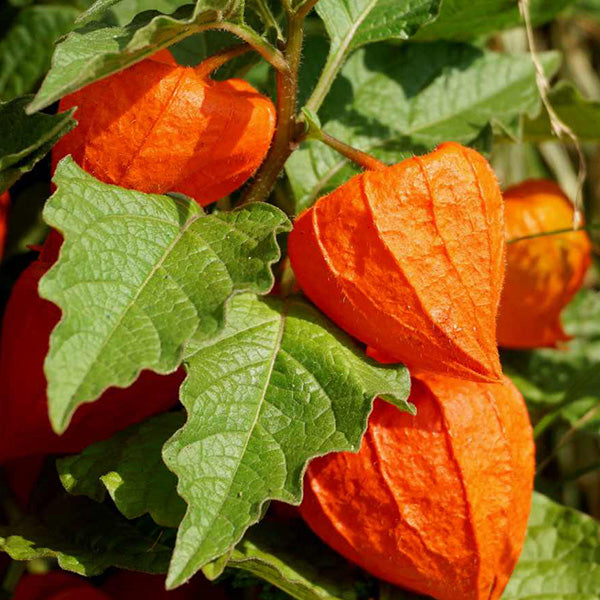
[
  {"xmin": 57, "ymin": 413, "xmax": 186, "ymax": 528},
  {"xmin": 74, "ymin": 0, "xmax": 126, "ymax": 23},
  {"xmin": 0, "ymin": 95, "xmax": 76, "ymax": 193},
  {"xmin": 163, "ymin": 293, "xmax": 412, "ymax": 588},
  {"xmin": 503, "ymin": 493, "xmax": 600, "ymax": 599},
  {"xmin": 286, "ymin": 42, "xmax": 560, "ymax": 213},
  {"xmin": 0, "ymin": 493, "xmax": 171, "ymax": 576},
  {"xmin": 41, "ymin": 158, "xmax": 290, "ymax": 433},
  {"xmin": 27, "ymin": 0, "xmax": 260, "ymax": 113},
  {"xmin": 224, "ymin": 518, "xmax": 371, "ymax": 600},
  {"xmin": 0, "ymin": 5, "xmax": 79, "ymax": 101},
  {"xmin": 522, "ymin": 81, "xmax": 600, "ymax": 141},
  {"xmin": 502, "ymin": 290, "xmax": 600, "ymax": 439},
  {"xmin": 415, "ymin": 0, "xmax": 574, "ymax": 41},
  {"xmin": 316, "ymin": 0, "xmax": 440, "ymax": 52},
  {"xmin": 307, "ymin": 0, "xmax": 440, "ymax": 112},
  {"xmin": 76, "ymin": 0, "xmax": 188, "ymax": 25}
]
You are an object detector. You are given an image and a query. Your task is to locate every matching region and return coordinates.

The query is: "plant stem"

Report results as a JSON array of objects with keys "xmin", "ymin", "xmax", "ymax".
[
  {"xmin": 218, "ymin": 23, "xmax": 288, "ymax": 73},
  {"xmin": 252, "ymin": 0, "xmax": 284, "ymax": 39},
  {"xmin": 294, "ymin": 0, "xmax": 321, "ymax": 20},
  {"xmin": 243, "ymin": 15, "xmax": 305, "ymax": 203},
  {"xmin": 519, "ymin": 0, "xmax": 587, "ymax": 228},
  {"xmin": 536, "ymin": 404, "xmax": 600, "ymax": 474},
  {"xmin": 320, "ymin": 131, "xmax": 387, "ymax": 171},
  {"xmin": 194, "ymin": 44, "xmax": 252, "ymax": 78},
  {"xmin": 508, "ymin": 223, "xmax": 600, "ymax": 244}
]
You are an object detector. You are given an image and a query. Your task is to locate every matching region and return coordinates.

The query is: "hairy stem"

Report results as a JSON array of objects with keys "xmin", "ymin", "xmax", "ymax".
[
  {"xmin": 243, "ymin": 15, "xmax": 305, "ymax": 203},
  {"xmin": 219, "ymin": 23, "xmax": 288, "ymax": 73},
  {"xmin": 320, "ymin": 131, "xmax": 387, "ymax": 171},
  {"xmin": 508, "ymin": 222, "xmax": 600, "ymax": 244},
  {"xmin": 252, "ymin": 0, "xmax": 284, "ymax": 39},
  {"xmin": 295, "ymin": 0, "xmax": 321, "ymax": 20},
  {"xmin": 194, "ymin": 43, "xmax": 252, "ymax": 78}
]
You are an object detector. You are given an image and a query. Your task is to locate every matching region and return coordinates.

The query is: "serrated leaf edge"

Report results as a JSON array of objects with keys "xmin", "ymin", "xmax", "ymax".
[{"xmin": 40, "ymin": 159, "xmax": 290, "ymax": 433}]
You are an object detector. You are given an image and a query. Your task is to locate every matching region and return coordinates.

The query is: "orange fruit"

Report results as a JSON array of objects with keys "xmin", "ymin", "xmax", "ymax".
[
  {"xmin": 52, "ymin": 51, "xmax": 275, "ymax": 206},
  {"xmin": 497, "ymin": 179, "xmax": 592, "ymax": 348},
  {"xmin": 288, "ymin": 142, "xmax": 505, "ymax": 382},
  {"xmin": 300, "ymin": 373, "xmax": 534, "ymax": 600}
]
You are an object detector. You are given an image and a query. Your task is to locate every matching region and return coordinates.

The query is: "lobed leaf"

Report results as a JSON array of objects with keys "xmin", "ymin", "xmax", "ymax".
[
  {"xmin": 0, "ymin": 493, "xmax": 171, "ymax": 576},
  {"xmin": 288, "ymin": 42, "xmax": 560, "ymax": 213},
  {"xmin": 316, "ymin": 0, "xmax": 440, "ymax": 55},
  {"xmin": 27, "ymin": 0, "xmax": 252, "ymax": 113},
  {"xmin": 41, "ymin": 158, "xmax": 290, "ymax": 433},
  {"xmin": 308, "ymin": 0, "xmax": 440, "ymax": 112},
  {"xmin": 415, "ymin": 0, "xmax": 574, "ymax": 40},
  {"xmin": 57, "ymin": 413, "xmax": 186, "ymax": 528},
  {"xmin": 0, "ymin": 95, "xmax": 76, "ymax": 193},
  {"xmin": 163, "ymin": 293, "xmax": 412, "ymax": 588},
  {"xmin": 76, "ymin": 0, "xmax": 189, "ymax": 25}
]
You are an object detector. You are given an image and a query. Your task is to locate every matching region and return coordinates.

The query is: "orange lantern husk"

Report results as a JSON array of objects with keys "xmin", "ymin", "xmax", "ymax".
[
  {"xmin": 300, "ymin": 373, "xmax": 535, "ymax": 600},
  {"xmin": 288, "ymin": 142, "xmax": 505, "ymax": 382},
  {"xmin": 52, "ymin": 51, "xmax": 276, "ymax": 206},
  {"xmin": 497, "ymin": 179, "xmax": 592, "ymax": 348}
]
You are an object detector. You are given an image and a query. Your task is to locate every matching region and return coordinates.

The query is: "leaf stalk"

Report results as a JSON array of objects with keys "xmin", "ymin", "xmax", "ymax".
[{"xmin": 319, "ymin": 131, "xmax": 387, "ymax": 171}]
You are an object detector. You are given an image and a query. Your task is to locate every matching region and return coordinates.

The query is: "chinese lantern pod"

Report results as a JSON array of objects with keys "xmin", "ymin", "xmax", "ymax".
[
  {"xmin": 52, "ymin": 52, "xmax": 276, "ymax": 206},
  {"xmin": 0, "ymin": 233, "xmax": 183, "ymax": 463},
  {"xmin": 299, "ymin": 373, "xmax": 535, "ymax": 600},
  {"xmin": 288, "ymin": 142, "xmax": 505, "ymax": 382},
  {"xmin": 497, "ymin": 179, "xmax": 592, "ymax": 348}
]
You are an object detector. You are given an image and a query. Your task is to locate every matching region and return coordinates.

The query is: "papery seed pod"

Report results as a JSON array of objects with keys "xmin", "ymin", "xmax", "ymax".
[
  {"xmin": 13, "ymin": 572, "xmax": 110, "ymax": 600},
  {"xmin": 497, "ymin": 179, "xmax": 592, "ymax": 348},
  {"xmin": 52, "ymin": 50, "xmax": 276, "ymax": 206},
  {"xmin": 0, "ymin": 190, "xmax": 9, "ymax": 259},
  {"xmin": 300, "ymin": 373, "xmax": 535, "ymax": 600},
  {"xmin": 288, "ymin": 142, "xmax": 505, "ymax": 382},
  {"xmin": 0, "ymin": 231, "xmax": 183, "ymax": 463}
]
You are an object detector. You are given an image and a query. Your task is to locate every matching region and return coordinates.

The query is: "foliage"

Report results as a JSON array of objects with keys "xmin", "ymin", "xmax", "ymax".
[
  {"xmin": 0, "ymin": 96, "xmax": 75, "ymax": 193},
  {"xmin": 41, "ymin": 158, "xmax": 290, "ymax": 432},
  {"xmin": 2, "ymin": 0, "xmax": 600, "ymax": 599}
]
